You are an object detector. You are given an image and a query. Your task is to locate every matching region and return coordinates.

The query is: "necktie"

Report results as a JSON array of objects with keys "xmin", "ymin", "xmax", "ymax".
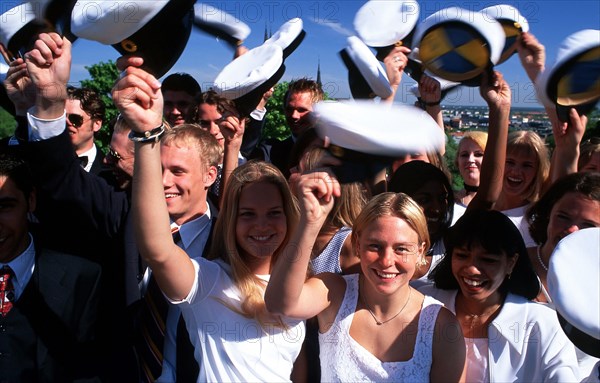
[
  {"xmin": 78, "ymin": 156, "xmax": 89, "ymax": 168},
  {"xmin": 0, "ymin": 266, "xmax": 15, "ymax": 317},
  {"xmin": 137, "ymin": 228, "xmax": 180, "ymax": 382}
]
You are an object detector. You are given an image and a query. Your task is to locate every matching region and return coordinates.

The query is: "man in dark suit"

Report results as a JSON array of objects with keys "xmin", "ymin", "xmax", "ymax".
[
  {"xmin": 12, "ymin": 32, "xmax": 221, "ymax": 382},
  {"xmin": 253, "ymin": 78, "xmax": 324, "ymax": 178},
  {"xmin": 65, "ymin": 87, "xmax": 111, "ymax": 177},
  {"xmin": 0, "ymin": 153, "xmax": 102, "ymax": 382}
]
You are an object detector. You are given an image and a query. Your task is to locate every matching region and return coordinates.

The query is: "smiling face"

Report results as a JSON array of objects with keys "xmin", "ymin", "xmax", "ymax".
[
  {"xmin": 358, "ymin": 216, "xmax": 424, "ymax": 295},
  {"xmin": 104, "ymin": 124, "xmax": 135, "ymax": 190},
  {"xmin": 503, "ymin": 148, "xmax": 538, "ymax": 202},
  {"xmin": 163, "ymin": 90, "xmax": 195, "ymax": 127},
  {"xmin": 160, "ymin": 142, "xmax": 216, "ymax": 225},
  {"xmin": 545, "ymin": 192, "xmax": 600, "ymax": 251},
  {"xmin": 235, "ymin": 181, "xmax": 287, "ymax": 274},
  {"xmin": 451, "ymin": 243, "xmax": 517, "ymax": 305},
  {"xmin": 196, "ymin": 103, "xmax": 225, "ymax": 148},
  {"xmin": 411, "ymin": 180, "xmax": 449, "ymax": 240},
  {"xmin": 457, "ymin": 138, "xmax": 484, "ymax": 187}
]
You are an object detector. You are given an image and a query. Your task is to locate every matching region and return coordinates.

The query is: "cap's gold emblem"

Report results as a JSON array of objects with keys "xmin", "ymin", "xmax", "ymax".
[{"xmin": 121, "ymin": 39, "xmax": 138, "ymax": 53}]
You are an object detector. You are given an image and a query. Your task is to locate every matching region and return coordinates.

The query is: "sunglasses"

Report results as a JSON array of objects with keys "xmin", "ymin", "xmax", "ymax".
[{"xmin": 66, "ymin": 113, "xmax": 90, "ymax": 128}]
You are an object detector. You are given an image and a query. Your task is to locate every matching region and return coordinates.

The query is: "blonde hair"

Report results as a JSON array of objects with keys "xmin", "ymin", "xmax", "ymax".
[
  {"xmin": 454, "ymin": 131, "xmax": 488, "ymax": 168},
  {"xmin": 161, "ymin": 124, "xmax": 222, "ymax": 168},
  {"xmin": 351, "ymin": 193, "xmax": 430, "ymax": 267},
  {"xmin": 208, "ymin": 161, "xmax": 299, "ymax": 328},
  {"xmin": 506, "ymin": 131, "xmax": 550, "ymax": 203}
]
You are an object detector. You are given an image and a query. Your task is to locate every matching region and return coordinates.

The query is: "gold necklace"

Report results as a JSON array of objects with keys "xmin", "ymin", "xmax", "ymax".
[
  {"xmin": 360, "ymin": 279, "xmax": 412, "ymax": 326},
  {"xmin": 456, "ymin": 295, "xmax": 501, "ymax": 329}
]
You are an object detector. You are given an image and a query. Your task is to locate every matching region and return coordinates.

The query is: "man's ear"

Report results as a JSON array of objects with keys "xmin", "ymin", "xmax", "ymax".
[
  {"xmin": 92, "ymin": 119, "xmax": 102, "ymax": 133},
  {"xmin": 205, "ymin": 165, "xmax": 218, "ymax": 188}
]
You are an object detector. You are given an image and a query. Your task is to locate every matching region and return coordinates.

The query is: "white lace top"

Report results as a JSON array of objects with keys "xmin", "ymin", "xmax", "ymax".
[{"xmin": 319, "ymin": 274, "xmax": 442, "ymax": 382}]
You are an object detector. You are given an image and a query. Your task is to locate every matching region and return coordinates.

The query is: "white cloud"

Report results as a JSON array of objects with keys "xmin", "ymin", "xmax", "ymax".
[{"xmin": 308, "ymin": 16, "xmax": 353, "ymax": 37}]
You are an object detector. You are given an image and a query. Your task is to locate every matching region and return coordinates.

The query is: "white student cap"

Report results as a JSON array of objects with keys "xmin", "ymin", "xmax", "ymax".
[
  {"xmin": 314, "ymin": 100, "xmax": 443, "ymax": 156},
  {"xmin": 548, "ymin": 228, "xmax": 600, "ymax": 358},
  {"xmin": 263, "ymin": 18, "xmax": 305, "ymax": 59},
  {"xmin": 354, "ymin": 0, "xmax": 419, "ymax": 48},
  {"xmin": 536, "ymin": 29, "xmax": 600, "ymax": 121},
  {"xmin": 193, "ymin": 3, "xmax": 250, "ymax": 47},
  {"xmin": 313, "ymin": 100, "xmax": 444, "ymax": 182},
  {"xmin": 339, "ymin": 36, "xmax": 393, "ymax": 99},
  {"xmin": 480, "ymin": 4, "xmax": 530, "ymax": 65},
  {"xmin": 409, "ymin": 70, "xmax": 460, "ymax": 100},
  {"xmin": 411, "ymin": 7, "xmax": 505, "ymax": 85},
  {"xmin": 212, "ymin": 43, "xmax": 285, "ymax": 116},
  {"xmin": 0, "ymin": 1, "xmax": 59, "ymax": 61},
  {"xmin": 71, "ymin": 0, "xmax": 195, "ymax": 78}
]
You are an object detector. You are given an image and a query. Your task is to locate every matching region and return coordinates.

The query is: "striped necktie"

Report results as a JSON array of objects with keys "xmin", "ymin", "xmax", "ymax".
[
  {"xmin": 0, "ymin": 266, "xmax": 15, "ymax": 317},
  {"xmin": 136, "ymin": 228, "xmax": 180, "ymax": 382}
]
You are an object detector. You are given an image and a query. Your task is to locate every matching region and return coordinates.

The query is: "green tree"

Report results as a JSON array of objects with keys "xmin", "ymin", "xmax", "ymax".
[
  {"xmin": 444, "ymin": 132, "xmax": 462, "ymax": 190},
  {"xmin": 262, "ymin": 81, "xmax": 290, "ymax": 141},
  {"xmin": 79, "ymin": 60, "xmax": 120, "ymax": 150},
  {"xmin": 0, "ymin": 107, "xmax": 16, "ymax": 138}
]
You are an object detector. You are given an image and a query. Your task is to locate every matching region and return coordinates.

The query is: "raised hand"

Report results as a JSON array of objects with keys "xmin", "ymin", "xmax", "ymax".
[
  {"xmin": 112, "ymin": 56, "xmax": 163, "ymax": 132},
  {"xmin": 517, "ymin": 32, "xmax": 545, "ymax": 83},
  {"xmin": 2, "ymin": 56, "xmax": 35, "ymax": 115},
  {"xmin": 480, "ymin": 71, "xmax": 511, "ymax": 110},
  {"xmin": 383, "ymin": 46, "xmax": 412, "ymax": 88},
  {"xmin": 296, "ymin": 171, "xmax": 340, "ymax": 226},
  {"xmin": 419, "ymin": 74, "xmax": 442, "ymax": 105},
  {"xmin": 24, "ymin": 33, "xmax": 71, "ymax": 103},
  {"xmin": 553, "ymin": 108, "xmax": 587, "ymax": 151}
]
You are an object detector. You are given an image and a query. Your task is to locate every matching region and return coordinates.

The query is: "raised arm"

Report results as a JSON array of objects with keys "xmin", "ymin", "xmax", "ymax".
[
  {"xmin": 419, "ymin": 74, "xmax": 445, "ymax": 154},
  {"xmin": 381, "ymin": 45, "xmax": 411, "ymax": 104},
  {"xmin": 219, "ymin": 114, "xmax": 245, "ymax": 208},
  {"xmin": 113, "ymin": 58, "xmax": 195, "ymax": 300},
  {"xmin": 467, "ymin": 71, "xmax": 511, "ymax": 212},
  {"xmin": 547, "ymin": 108, "xmax": 587, "ymax": 186},
  {"xmin": 265, "ymin": 171, "xmax": 341, "ymax": 319}
]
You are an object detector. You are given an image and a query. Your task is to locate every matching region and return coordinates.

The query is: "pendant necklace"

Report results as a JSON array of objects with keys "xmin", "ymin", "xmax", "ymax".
[{"xmin": 360, "ymin": 279, "xmax": 412, "ymax": 325}]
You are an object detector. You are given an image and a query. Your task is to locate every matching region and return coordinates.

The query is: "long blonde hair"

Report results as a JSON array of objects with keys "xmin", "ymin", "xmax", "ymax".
[
  {"xmin": 506, "ymin": 131, "xmax": 550, "ymax": 203},
  {"xmin": 208, "ymin": 161, "xmax": 299, "ymax": 328}
]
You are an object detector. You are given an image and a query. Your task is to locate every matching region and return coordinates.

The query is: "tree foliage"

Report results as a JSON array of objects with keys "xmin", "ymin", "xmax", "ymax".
[
  {"xmin": 0, "ymin": 107, "xmax": 16, "ymax": 138},
  {"xmin": 80, "ymin": 60, "xmax": 120, "ymax": 150},
  {"xmin": 262, "ymin": 82, "xmax": 290, "ymax": 141}
]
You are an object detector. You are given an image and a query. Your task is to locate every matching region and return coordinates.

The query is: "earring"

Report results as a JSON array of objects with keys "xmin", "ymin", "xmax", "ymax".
[{"xmin": 507, "ymin": 273, "xmax": 512, "ymax": 280}]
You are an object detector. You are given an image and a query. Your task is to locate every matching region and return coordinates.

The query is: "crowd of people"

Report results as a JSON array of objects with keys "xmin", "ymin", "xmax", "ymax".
[{"xmin": 0, "ymin": 19, "xmax": 599, "ymax": 383}]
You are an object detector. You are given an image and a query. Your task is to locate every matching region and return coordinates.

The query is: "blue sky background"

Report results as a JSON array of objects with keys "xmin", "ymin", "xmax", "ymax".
[{"xmin": 69, "ymin": 0, "xmax": 600, "ymax": 108}]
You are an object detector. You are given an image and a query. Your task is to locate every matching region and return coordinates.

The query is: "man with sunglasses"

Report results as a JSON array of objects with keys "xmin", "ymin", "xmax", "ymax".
[{"xmin": 66, "ymin": 86, "xmax": 111, "ymax": 175}]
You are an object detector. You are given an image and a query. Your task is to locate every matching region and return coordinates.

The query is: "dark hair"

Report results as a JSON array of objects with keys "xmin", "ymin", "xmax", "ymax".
[
  {"xmin": 192, "ymin": 90, "xmax": 240, "ymax": 121},
  {"xmin": 527, "ymin": 172, "xmax": 600, "ymax": 245},
  {"xmin": 284, "ymin": 77, "xmax": 324, "ymax": 106},
  {"xmin": 431, "ymin": 210, "xmax": 540, "ymax": 300},
  {"xmin": 0, "ymin": 153, "xmax": 34, "ymax": 199},
  {"xmin": 388, "ymin": 161, "xmax": 454, "ymax": 243},
  {"xmin": 162, "ymin": 72, "xmax": 201, "ymax": 97},
  {"xmin": 67, "ymin": 86, "xmax": 105, "ymax": 122}
]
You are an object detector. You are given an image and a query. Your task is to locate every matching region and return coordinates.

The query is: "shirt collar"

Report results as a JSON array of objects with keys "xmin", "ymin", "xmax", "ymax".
[
  {"xmin": 2, "ymin": 233, "xmax": 35, "ymax": 294},
  {"xmin": 79, "ymin": 144, "xmax": 98, "ymax": 172},
  {"xmin": 174, "ymin": 202, "xmax": 212, "ymax": 249}
]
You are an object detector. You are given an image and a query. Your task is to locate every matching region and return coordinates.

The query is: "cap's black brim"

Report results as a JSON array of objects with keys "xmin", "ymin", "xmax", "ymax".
[
  {"xmin": 112, "ymin": 0, "xmax": 195, "ymax": 78},
  {"xmin": 193, "ymin": 22, "xmax": 243, "ymax": 47},
  {"xmin": 557, "ymin": 312, "xmax": 600, "ymax": 358},
  {"xmin": 234, "ymin": 64, "xmax": 286, "ymax": 116},
  {"xmin": 339, "ymin": 49, "xmax": 375, "ymax": 99},
  {"xmin": 282, "ymin": 30, "xmax": 306, "ymax": 59}
]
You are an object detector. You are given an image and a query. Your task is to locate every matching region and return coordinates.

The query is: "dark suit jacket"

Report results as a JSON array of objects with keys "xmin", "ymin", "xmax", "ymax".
[{"xmin": 0, "ymin": 245, "xmax": 102, "ymax": 382}]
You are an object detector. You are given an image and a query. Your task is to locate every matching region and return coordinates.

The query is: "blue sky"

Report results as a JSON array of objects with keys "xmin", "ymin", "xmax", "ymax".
[{"xmin": 69, "ymin": 0, "xmax": 600, "ymax": 107}]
